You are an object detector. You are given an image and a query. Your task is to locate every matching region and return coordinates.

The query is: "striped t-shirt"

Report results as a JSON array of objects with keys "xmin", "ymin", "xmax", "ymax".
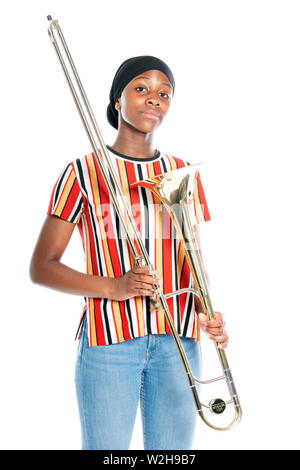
[{"xmin": 47, "ymin": 145, "xmax": 211, "ymax": 347}]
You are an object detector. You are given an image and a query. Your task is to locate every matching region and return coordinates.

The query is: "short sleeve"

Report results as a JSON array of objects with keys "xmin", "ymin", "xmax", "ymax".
[
  {"xmin": 185, "ymin": 161, "xmax": 211, "ymax": 225},
  {"xmin": 47, "ymin": 162, "xmax": 84, "ymax": 224},
  {"xmin": 193, "ymin": 169, "xmax": 211, "ymax": 224}
]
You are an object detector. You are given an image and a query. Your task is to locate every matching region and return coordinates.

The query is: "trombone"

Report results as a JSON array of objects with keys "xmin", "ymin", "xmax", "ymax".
[{"xmin": 46, "ymin": 16, "xmax": 242, "ymax": 431}]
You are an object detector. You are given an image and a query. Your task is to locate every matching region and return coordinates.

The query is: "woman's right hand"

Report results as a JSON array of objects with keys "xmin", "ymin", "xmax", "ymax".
[{"xmin": 110, "ymin": 267, "xmax": 162, "ymax": 301}]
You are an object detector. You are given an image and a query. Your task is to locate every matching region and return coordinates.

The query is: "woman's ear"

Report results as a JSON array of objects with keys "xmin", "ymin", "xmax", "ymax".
[{"xmin": 115, "ymin": 100, "xmax": 120, "ymax": 111}]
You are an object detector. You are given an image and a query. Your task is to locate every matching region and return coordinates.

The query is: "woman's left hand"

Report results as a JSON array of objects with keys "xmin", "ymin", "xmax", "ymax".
[{"xmin": 198, "ymin": 311, "xmax": 229, "ymax": 349}]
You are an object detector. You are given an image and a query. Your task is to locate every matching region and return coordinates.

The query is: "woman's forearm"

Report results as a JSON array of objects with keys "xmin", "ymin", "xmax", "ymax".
[{"xmin": 30, "ymin": 259, "xmax": 115, "ymax": 299}]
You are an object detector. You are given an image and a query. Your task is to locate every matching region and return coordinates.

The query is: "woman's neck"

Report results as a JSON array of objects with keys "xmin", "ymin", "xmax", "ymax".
[{"xmin": 110, "ymin": 133, "xmax": 157, "ymax": 160}]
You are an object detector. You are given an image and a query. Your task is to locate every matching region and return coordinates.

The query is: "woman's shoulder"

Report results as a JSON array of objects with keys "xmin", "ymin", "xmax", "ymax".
[
  {"xmin": 163, "ymin": 151, "xmax": 191, "ymax": 168},
  {"xmin": 57, "ymin": 152, "xmax": 95, "ymax": 181}
]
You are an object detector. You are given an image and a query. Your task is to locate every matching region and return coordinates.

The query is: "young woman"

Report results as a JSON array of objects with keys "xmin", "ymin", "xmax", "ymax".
[{"xmin": 30, "ymin": 55, "xmax": 228, "ymax": 450}]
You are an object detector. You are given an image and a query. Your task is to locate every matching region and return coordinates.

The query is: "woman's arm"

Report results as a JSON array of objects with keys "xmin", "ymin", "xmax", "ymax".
[
  {"xmin": 29, "ymin": 215, "xmax": 159, "ymax": 300},
  {"xmin": 29, "ymin": 215, "xmax": 115, "ymax": 298}
]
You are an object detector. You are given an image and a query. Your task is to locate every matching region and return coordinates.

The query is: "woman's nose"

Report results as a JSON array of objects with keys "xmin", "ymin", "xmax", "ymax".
[{"xmin": 146, "ymin": 97, "xmax": 160, "ymax": 106}]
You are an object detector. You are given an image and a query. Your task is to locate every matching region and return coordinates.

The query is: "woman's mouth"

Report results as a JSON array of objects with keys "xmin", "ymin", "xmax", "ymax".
[{"xmin": 140, "ymin": 111, "xmax": 160, "ymax": 120}]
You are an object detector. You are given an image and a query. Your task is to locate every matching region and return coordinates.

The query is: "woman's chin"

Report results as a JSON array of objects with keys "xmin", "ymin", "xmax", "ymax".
[
  {"xmin": 136, "ymin": 119, "xmax": 161, "ymax": 133},
  {"xmin": 121, "ymin": 116, "xmax": 161, "ymax": 133}
]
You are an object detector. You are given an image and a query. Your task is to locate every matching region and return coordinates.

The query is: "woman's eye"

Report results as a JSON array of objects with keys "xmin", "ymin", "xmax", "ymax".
[{"xmin": 136, "ymin": 87, "xmax": 169, "ymax": 99}]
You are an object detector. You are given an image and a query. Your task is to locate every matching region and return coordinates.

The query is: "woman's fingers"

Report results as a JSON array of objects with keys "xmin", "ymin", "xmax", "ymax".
[
  {"xmin": 206, "ymin": 326, "xmax": 225, "ymax": 335},
  {"xmin": 218, "ymin": 340, "xmax": 228, "ymax": 349},
  {"xmin": 132, "ymin": 267, "xmax": 163, "ymax": 296},
  {"xmin": 207, "ymin": 331, "xmax": 228, "ymax": 342},
  {"xmin": 132, "ymin": 267, "xmax": 162, "ymax": 287},
  {"xmin": 198, "ymin": 311, "xmax": 229, "ymax": 349}
]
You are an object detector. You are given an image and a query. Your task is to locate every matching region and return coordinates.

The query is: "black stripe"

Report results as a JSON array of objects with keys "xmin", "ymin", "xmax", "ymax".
[
  {"xmin": 137, "ymin": 163, "xmax": 152, "ymax": 334},
  {"xmin": 107, "ymin": 145, "xmax": 161, "ymax": 162},
  {"xmin": 54, "ymin": 164, "xmax": 70, "ymax": 206},
  {"xmin": 76, "ymin": 159, "xmax": 87, "ymax": 195},
  {"xmin": 182, "ymin": 292, "xmax": 193, "ymax": 336},
  {"xmin": 160, "ymin": 156, "xmax": 168, "ymax": 173},
  {"xmin": 74, "ymin": 308, "xmax": 87, "ymax": 340},
  {"xmin": 181, "ymin": 159, "xmax": 194, "ymax": 336},
  {"xmin": 70, "ymin": 195, "xmax": 83, "ymax": 223},
  {"xmin": 136, "ymin": 164, "xmax": 150, "ymax": 256},
  {"xmin": 102, "ymin": 299, "xmax": 112, "ymax": 344}
]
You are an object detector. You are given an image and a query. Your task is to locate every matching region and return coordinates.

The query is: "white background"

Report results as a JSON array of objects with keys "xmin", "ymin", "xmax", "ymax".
[{"xmin": 1, "ymin": 0, "xmax": 299, "ymax": 450}]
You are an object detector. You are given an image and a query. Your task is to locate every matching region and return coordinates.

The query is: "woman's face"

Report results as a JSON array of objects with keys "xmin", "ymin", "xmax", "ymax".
[{"xmin": 116, "ymin": 69, "xmax": 173, "ymax": 133}]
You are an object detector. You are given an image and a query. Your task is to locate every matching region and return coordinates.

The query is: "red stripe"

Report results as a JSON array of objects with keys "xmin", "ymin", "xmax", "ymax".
[
  {"xmin": 60, "ymin": 182, "xmax": 80, "ymax": 220},
  {"xmin": 94, "ymin": 297, "xmax": 106, "ymax": 345},
  {"xmin": 165, "ymin": 155, "xmax": 185, "ymax": 170},
  {"xmin": 196, "ymin": 171, "xmax": 211, "ymax": 221}
]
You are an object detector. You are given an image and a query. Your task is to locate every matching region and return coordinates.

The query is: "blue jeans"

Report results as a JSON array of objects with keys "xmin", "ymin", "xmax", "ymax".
[{"xmin": 75, "ymin": 317, "xmax": 202, "ymax": 450}]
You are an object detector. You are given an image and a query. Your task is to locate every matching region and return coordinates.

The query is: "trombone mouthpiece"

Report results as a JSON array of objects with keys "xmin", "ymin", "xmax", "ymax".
[{"xmin": 47, "ymin": 15, "xmax": 52, "ymax": 21}]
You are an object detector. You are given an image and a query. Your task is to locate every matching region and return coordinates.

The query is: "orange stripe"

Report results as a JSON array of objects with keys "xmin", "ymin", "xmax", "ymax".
[
  {"xmin": 53, "ymin": 169, "xmax": 76, "ymax": 216},
  {"xmin": 165, "ymin": 154, "xmax": 178, "ymax": 171},
  {"xmin": 197, "ymin": 314, "xmax": 201, "ymax": 341},
  {"xmin": 88, "ymin": 297, "xmax": 97, "ymax": 346}
]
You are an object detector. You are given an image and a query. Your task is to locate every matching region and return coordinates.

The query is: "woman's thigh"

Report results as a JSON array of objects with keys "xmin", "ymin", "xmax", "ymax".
[
  {"xmin": 141, "ymin": 334, "xmax": 202, "ymax": 450},
  {"xmin": 75, "ymin": 321, "xmax": 147, "ymax": 450}
]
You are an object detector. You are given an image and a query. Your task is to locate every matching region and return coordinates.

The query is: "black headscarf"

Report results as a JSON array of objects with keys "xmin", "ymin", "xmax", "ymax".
[{"xmin": 106, "ymin": 55, "xmax": 175, "ymax": 130}]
